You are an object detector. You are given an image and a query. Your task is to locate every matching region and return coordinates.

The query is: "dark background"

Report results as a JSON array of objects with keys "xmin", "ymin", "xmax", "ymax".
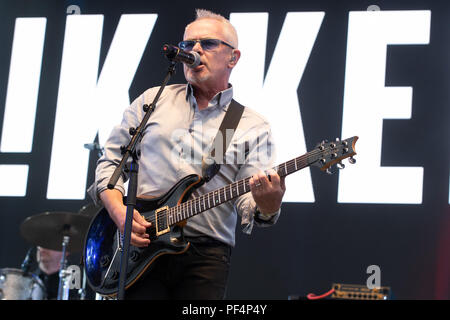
[{"xmin": 0, "ymin": 0, "xmax": 448, "ymax": 300}]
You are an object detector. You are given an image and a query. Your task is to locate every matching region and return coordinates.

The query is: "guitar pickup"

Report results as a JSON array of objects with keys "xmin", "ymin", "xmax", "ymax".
[{"xmin": 154, "ymin": 206, "xmax": 170, "ymax": 237}]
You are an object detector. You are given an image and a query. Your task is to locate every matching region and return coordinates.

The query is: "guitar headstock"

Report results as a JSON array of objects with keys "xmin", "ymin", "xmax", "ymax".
[{"xmin": 310, "ymin": 136, "xmax": 358, "ymax": 173}]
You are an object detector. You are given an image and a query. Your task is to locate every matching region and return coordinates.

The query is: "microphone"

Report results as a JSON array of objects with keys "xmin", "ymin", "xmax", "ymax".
[
  {"xmin": 162, "ymin": 44, "xmax": 201, "ymax": 68},
  {"xmin": 21, "ymin": 246, "xmax": 36, "ymax": 273}
]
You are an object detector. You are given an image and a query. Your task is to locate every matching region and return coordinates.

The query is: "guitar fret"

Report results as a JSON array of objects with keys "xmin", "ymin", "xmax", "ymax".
[
  {"xmin": 177, "ymin": 206, "xmax": 182, "ymax": 221},
  {"xmin": 138, "ymin": 137, "xmax": 355, "ymax": 233}
]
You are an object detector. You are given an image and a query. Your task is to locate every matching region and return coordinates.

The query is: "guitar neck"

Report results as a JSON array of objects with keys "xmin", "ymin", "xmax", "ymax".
[{"xmin": 166, "ymin": 151, "xmax": 317, "ymax": 226}]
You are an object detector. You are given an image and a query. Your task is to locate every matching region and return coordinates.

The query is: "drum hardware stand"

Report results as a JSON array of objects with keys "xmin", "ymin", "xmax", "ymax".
[
  {"xmin": 57, "ymin": 233, "xmax": 70, "ymax": 300},
  {"xmin": 77, "ymin": 253, "xmax": 87, "ymax": 300},
  {"xmin": 78, "ymin": 267, "xmax": 87, "ymax": 300}
]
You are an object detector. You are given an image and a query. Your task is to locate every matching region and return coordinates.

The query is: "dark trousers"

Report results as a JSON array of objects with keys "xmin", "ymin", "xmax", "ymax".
[{"xmin": 124, "ymin": 237, "xmax": 232, "ymax": 300}]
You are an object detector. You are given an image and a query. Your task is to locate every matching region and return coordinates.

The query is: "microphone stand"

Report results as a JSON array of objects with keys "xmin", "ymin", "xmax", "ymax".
[{"xmin": 107, "ymin": 60, "xmax": 177, "ymax": 300}]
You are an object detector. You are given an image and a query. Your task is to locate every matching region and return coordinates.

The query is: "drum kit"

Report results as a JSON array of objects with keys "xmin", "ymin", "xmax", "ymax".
[{"xmin": 0, "ymin": 203, "xmax": 102, "ymax": 300}]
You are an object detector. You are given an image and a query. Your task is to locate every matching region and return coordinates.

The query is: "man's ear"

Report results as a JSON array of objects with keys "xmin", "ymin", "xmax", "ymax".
[{"xmin": 229, "ymin": 49, "xmax": 241, "ymax": 67}]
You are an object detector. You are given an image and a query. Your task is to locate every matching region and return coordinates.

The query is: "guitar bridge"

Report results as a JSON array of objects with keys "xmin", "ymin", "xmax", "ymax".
[{"xmin": 155, "ymin": 206, "xmax": 170, "ymax": 236}]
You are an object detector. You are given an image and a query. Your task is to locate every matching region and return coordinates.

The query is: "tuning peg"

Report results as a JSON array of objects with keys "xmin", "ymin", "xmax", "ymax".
[
  {"xmin": 325, "ymin": 167, "xmax": 333, "ymax": 175},
  {"xmin": 348, "ymin": 157, "xmax": 356, "ymax": 164},
  {"xmin": 337, "ymin": 161, "xmax": 345, "ymax": 169}
]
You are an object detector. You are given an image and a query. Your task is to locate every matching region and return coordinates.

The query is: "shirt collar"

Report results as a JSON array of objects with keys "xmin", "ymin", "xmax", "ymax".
[{"xmin": 185, "ymin": 83, "xmax": 234, "ymax": 111}]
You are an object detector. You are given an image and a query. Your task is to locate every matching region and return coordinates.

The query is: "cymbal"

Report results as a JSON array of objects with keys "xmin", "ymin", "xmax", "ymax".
[{"xmin": 20, "ymin": 211, "xmax": 92, "ymax": 253}]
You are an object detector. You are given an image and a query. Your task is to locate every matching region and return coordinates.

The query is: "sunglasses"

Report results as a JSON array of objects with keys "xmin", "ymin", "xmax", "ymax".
[{"xmin": 178, "ymin": 38, "xmax": 235, "ymax": 51}]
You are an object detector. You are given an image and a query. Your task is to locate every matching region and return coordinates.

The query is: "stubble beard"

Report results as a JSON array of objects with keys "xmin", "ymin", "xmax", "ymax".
[{"xmin": 185, "ymin": 69, "xmax": 211, "ymax": 87}]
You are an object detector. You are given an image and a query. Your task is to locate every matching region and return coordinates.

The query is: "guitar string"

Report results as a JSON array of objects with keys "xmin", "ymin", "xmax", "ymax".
[
  {"xmin": 143, "ymin": 153, "xmax": 312, "ymax": 225},
  {"xmin": 143, "ymin": 144, "xmax": 354, "ymax": 225},
  {"xmin": 143, "ymin": 145, "xmax": 353, "ymax": 225}
]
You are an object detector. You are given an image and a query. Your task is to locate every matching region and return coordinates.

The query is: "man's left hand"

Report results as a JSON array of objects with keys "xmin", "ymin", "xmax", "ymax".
[{"xmin": 249, "ymin": 169, "xmax": 286, "ymax": 215}]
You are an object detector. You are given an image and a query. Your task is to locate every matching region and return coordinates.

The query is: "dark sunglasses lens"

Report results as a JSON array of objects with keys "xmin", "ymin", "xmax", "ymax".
[
  {"xmin": 179, "ymin": 41, "xmax": 194, "ymax": 51},
  {"xmin": 201, "ymin": 39, "xmax": 220, "ymax": 50}
]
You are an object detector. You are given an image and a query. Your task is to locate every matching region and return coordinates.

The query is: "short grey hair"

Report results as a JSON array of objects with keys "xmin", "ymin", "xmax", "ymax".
[{"xmin": 186, "ymin": 9, "xmax": 239, "ymax": 49}]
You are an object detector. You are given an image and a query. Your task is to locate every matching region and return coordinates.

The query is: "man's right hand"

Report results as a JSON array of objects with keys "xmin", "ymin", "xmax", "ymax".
[{"xmin": 100, "ymin": 189, "xmax": 152, "ymax": 247}]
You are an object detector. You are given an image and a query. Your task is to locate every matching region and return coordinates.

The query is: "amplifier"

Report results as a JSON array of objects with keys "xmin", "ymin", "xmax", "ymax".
[{"xmin": 331, "ymin": 283, "xmax": 391, "ymax": 300}]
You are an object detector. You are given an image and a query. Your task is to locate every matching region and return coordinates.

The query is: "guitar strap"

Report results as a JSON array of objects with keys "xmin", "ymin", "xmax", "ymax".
[{"xmin": 201, "ymin": 99, "xmax": 245, "ymax": 182}]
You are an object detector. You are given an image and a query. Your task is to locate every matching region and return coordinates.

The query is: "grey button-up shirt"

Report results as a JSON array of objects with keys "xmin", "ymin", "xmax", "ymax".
[{"xmin": 90, "ymin": 83, "xmax": 280, "ymax": 247}]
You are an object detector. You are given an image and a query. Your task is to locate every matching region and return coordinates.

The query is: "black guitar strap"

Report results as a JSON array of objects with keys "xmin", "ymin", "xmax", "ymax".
[{"xmin": 201, "ymin": 99, "xmax": 245, "ymax": 182}]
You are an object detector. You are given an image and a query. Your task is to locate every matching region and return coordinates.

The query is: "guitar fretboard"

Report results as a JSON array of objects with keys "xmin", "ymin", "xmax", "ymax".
[{"xmin": 164, "ymin": 150, "xmax": 320, "ymax": 226}]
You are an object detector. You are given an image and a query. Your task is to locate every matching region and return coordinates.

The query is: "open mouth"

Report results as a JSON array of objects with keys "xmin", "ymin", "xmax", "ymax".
[{"xmin": 192, "ymin": 63, "xmax": 204, "ymax": 71}]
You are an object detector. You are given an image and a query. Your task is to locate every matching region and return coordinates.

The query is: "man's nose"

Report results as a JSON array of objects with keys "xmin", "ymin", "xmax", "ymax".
[{"xmin": 192, "ymin": 41, "xmax": 203, "ymax": 53}]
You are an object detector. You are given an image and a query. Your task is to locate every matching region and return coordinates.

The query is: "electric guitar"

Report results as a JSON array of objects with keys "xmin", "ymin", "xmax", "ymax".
[{"xmin": 83, "ymin": 136, "xmax": 358, "ymax": 296}]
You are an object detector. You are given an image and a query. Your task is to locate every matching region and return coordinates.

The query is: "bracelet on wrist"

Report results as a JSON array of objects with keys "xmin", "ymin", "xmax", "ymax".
[{"xmin": 254, "ymin": 206, "xmax": 276, "ymax": 221}]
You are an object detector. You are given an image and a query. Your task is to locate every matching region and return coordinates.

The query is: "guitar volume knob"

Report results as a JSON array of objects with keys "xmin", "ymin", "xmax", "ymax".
[
  {"xmin": 111, "ymin": 271, "xmax": 119, "ymax": 280},
  {"xmin": 100, "ymin": 255, "xmax": 111, "ymax": 268},
  {"xmin": 130, "ymin": 250, "xmax": 140, "ymax": 262}
]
